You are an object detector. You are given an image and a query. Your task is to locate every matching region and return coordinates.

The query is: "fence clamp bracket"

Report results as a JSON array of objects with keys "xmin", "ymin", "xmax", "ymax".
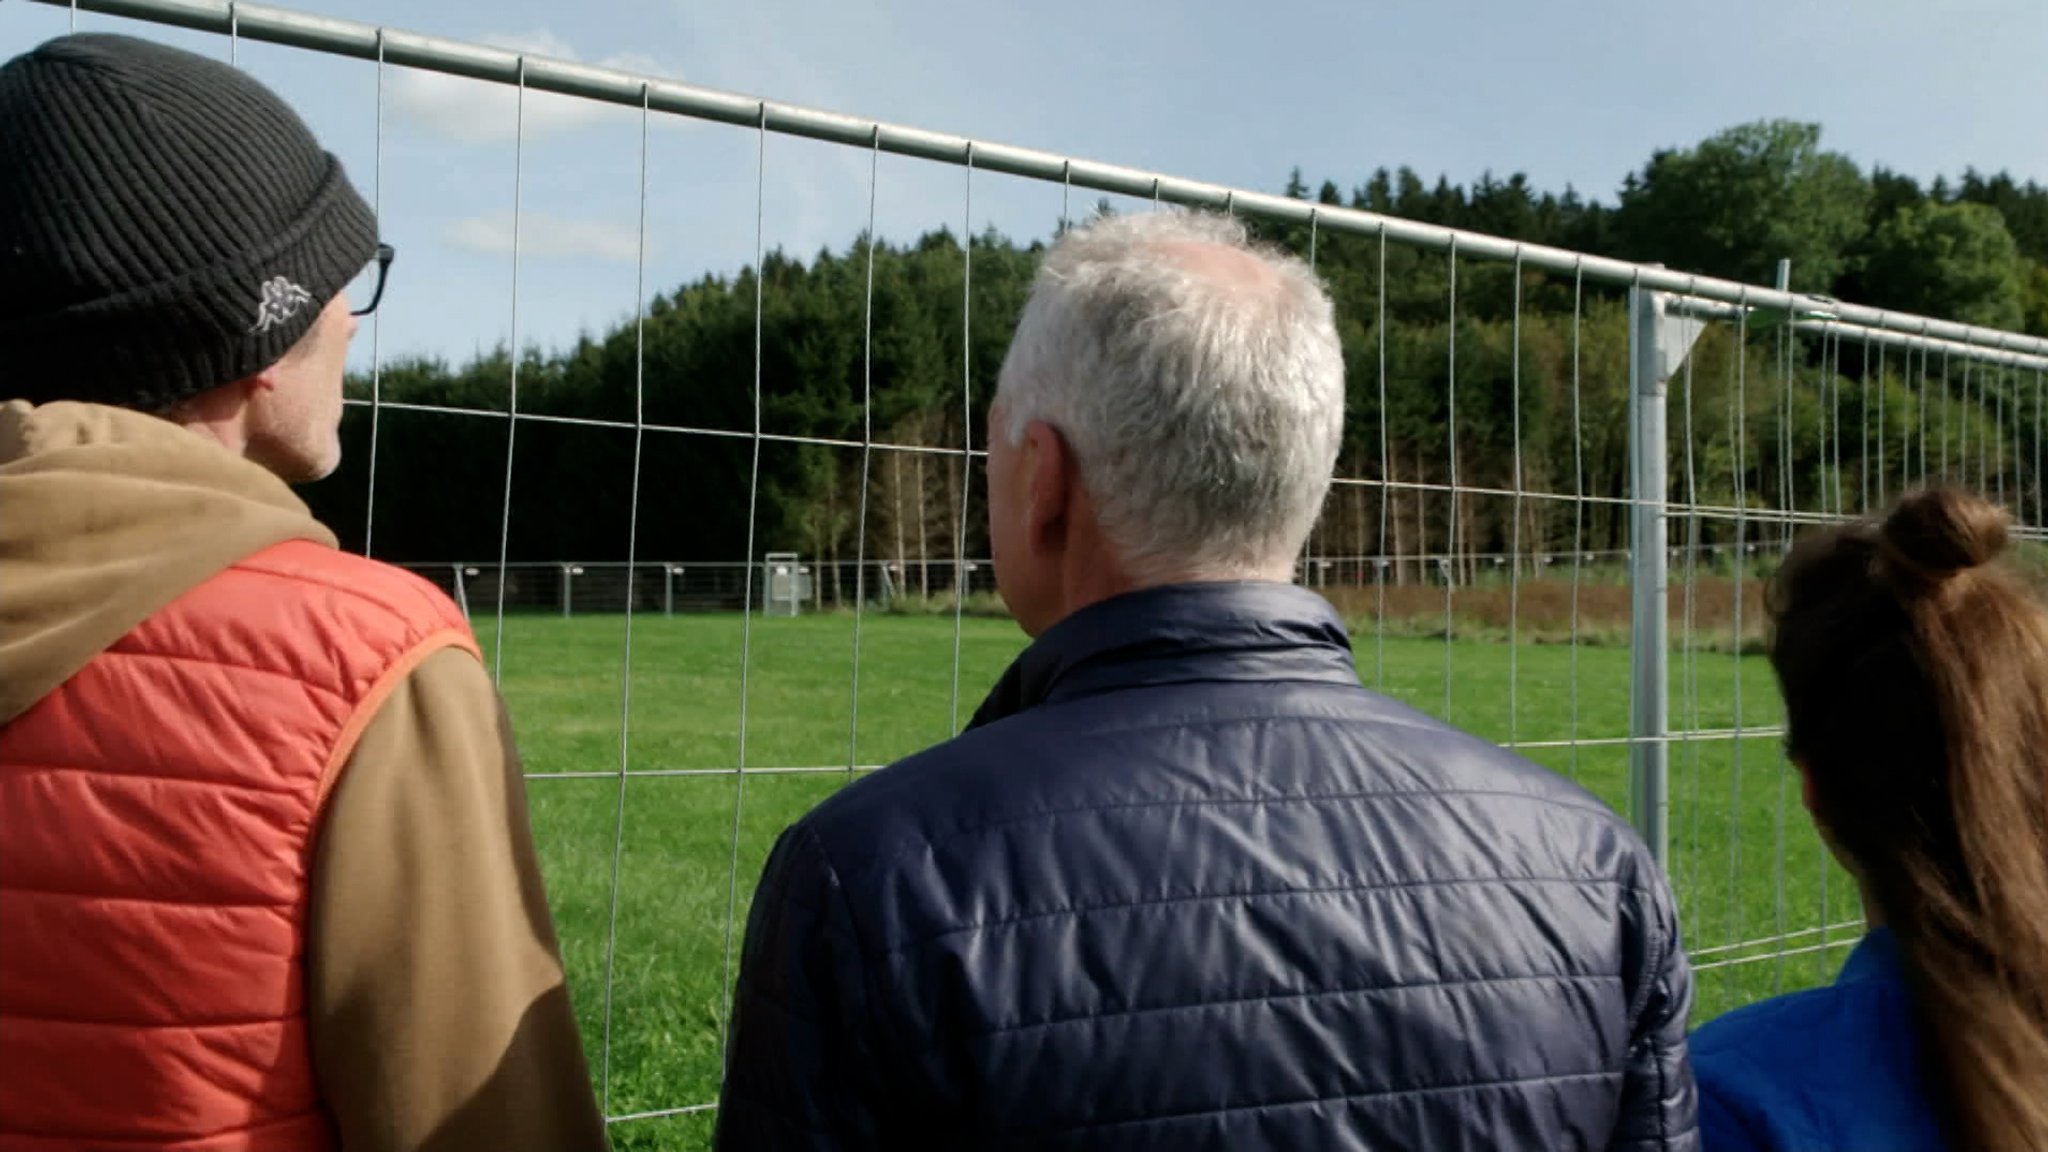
[
  {"xmin": 1643, "ymin": 294, "xmax": 1712, "ymax": 391},
  {"xmin": 1738, "ymin": 296, "xmax": 1841, "ymax": 334}
]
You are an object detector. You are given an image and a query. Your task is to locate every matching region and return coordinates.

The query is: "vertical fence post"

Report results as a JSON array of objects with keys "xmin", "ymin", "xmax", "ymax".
[{"xmin": 1629, "ymin": 283, "xmax": 1672, "ymax": 870}]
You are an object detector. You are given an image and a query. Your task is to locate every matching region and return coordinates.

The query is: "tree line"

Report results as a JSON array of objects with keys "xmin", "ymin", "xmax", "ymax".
[{"xmin": 318, "ymin": 119, "xmax": 2048, "ymax": 592}]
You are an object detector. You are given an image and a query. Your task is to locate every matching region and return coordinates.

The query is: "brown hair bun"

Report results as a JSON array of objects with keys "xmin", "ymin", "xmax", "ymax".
[{"xmin": 1877, "ymin": 486, "xmax": 2010, "ymax": 596}]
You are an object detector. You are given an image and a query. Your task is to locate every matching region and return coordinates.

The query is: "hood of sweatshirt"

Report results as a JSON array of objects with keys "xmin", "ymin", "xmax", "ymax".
[{"xmin": 0, "ymin": 399, "xmax": 337, "ymax": 724}]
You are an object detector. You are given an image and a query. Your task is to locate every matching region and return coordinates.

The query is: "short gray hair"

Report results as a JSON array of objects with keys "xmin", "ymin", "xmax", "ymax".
[{"xmin": 994, "ymin": 210, "xmax": 1344, "ymax": 582}]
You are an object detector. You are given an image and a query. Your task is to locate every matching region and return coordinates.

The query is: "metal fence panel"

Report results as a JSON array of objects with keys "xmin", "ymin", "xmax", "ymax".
[{"xmin": 14, "ymin": 1, "xmax": 2048, "ymax": 1142}]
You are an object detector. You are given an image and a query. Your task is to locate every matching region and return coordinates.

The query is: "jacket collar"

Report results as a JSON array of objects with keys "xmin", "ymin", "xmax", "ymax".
[
  {"xmin": 967, "ymin": 581, "xmax": 1358, "ymax": 730},
  {"xmin": 1838, "ymin": 927, "xmax": 1905, "ymax": 988},
  {"xmin": 0, "ymin": 400, "xmax": 334, "ymax": 725}
]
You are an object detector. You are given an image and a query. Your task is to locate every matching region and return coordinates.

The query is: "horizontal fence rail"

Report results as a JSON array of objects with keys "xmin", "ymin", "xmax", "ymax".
[{"xmin": 30, "ymin": 0, "xmax": 2048, "ymax": 358}]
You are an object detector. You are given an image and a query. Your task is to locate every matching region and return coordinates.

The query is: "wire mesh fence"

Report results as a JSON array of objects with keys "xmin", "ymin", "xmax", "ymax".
[
  {"xmin": 395, "ymin": 550, "xmax": 1664, "ymax": 618},
  {"xmin": 15, "ymin": 1, "xmax": 2048, "ymax": 1145},
  {"xmin": 395, "ymin": 558, "xmax": 999, "ymax": 617}
]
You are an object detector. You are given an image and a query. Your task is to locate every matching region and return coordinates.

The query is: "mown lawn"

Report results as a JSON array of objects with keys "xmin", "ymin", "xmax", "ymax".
[{"xmin": 484, "ymin": 609, "xmax": 1850, "ymax": 1149}]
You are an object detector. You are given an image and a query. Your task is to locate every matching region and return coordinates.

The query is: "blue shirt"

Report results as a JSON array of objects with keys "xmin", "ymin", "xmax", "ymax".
[{"xmin": 1690, "ymin": 928, "xmax": 1944, "ymax": 1151}]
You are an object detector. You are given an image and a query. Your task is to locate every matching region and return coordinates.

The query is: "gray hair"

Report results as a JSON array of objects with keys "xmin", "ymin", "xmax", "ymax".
[{"xmin": 994, "ymin": 209, "xmax": 1345, "ymax": 583}]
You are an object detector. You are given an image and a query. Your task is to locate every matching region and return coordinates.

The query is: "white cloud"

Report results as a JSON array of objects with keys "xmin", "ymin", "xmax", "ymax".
[
  {"xmin": 389, "ymin": 30, "xmax": 670, "ymax": 145},
  {"xmin": 448, "ymin": 212, "xmax": 647, "ymax": 263}
]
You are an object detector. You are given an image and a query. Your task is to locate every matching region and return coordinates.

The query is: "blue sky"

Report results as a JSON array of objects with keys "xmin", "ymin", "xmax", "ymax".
[{"xmin": 5, "ymin": 0, "xmax": 2044, "ymax": 375}]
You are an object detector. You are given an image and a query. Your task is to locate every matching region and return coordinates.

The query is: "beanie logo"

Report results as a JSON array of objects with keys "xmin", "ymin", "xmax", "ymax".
[{"xmin": 250, "ymin": 277, "xmax": 315, "ymax": 334}]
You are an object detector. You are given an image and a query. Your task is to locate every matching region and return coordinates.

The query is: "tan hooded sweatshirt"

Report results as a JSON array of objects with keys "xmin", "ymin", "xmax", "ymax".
[{"xmin": 0, "ymin": 400, "xmax": 609, "ymax": 1152}]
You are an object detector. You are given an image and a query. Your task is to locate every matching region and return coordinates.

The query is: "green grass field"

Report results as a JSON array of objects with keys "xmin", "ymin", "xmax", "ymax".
[{"xmin": 486, "ymin": 609, "xmax": 1856, "ymax": 1149}]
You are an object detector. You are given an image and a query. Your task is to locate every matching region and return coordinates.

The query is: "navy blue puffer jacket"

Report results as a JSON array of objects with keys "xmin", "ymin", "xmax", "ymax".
[{"xmin": 716, "ymin": 582, "xmax": 1697, "ymax": 1150}]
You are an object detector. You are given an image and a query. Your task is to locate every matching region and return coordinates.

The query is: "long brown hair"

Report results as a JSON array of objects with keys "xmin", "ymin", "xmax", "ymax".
[{"xmin": 1768, "ymin": 485, "xmax": 2048, "ymax": 1149}]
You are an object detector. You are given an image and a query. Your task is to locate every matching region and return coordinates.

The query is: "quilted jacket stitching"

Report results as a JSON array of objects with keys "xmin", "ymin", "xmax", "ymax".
[
  {"xmin": 1, "ymin": 761, "xmax": 307, "ymax": 794},
  {"xmin": 977, "ymin": 970, "xmax": 1626, "ymax": 1037},
  {"xmin": 1643, "ymin": 908, "xmax": 1676, "ymax": 1143},
  {"xmin": 879, "ymin": 780, "xmax": 1626, "ymax": 873},
  {"xmin": 95, "ymin": 645, "xmax": 352, "ymax": 699},
  {"xmin": 0, "ymin": 1010, "xmax": 309, "ymax": 1030},
  {"xmin": 892, "ymin": 874, "xmax": 1656, "ymax": 948},
  {"xmin": 0, "ymin": 882, "xmax": 291, "ymax": 909},
  {"xmin": 1047, "ymin": 1068, "xmax": 1626, "ymax": 1135}
]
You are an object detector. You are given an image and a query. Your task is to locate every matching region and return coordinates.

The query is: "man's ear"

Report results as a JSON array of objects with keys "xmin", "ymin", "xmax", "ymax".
[
  {"xmin": 1023, "ymin": 420, "xmax": 1072, "ymax": 556},
  {"xmin": 1795, "ymin": 758, "xmax": 1817, "ymax": 816}
]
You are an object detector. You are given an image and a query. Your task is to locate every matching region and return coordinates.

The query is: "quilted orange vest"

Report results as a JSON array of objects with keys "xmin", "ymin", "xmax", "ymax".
[{"xmin": 0, "ymin": 540, "xmax": 480, "ymax": 1151}]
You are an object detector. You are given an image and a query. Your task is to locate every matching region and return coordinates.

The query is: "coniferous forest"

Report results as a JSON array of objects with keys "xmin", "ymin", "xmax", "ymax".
[{"xmin": 319, "ymin": 120, "xmax": 2048, "ymax": 593}]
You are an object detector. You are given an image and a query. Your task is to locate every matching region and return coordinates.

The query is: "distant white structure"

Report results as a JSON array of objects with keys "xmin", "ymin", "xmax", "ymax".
[{"xmin": 761, "ymin": 552, "xmax": 811, "ymax": 617}]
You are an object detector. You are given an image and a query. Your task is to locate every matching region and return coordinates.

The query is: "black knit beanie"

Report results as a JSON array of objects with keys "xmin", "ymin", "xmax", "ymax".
[{"xmin": 0, "ymin": 32, "xmax": 377, "ymax": 412}]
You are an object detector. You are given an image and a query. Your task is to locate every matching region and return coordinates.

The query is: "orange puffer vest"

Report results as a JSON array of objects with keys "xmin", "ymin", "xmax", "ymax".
[{"xmin": 0, "ymin": 540, "xmax": 479, "ymax": 1152}]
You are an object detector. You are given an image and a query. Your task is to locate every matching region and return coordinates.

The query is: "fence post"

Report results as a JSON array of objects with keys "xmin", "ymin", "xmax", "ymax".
[
  {"xmin": 561, "ymin": 564, "xmax": 582, "ymax": 618},
  {"xmin": 1628, "ymin": 283, "xmax": 1672, "ymax": 871}
]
